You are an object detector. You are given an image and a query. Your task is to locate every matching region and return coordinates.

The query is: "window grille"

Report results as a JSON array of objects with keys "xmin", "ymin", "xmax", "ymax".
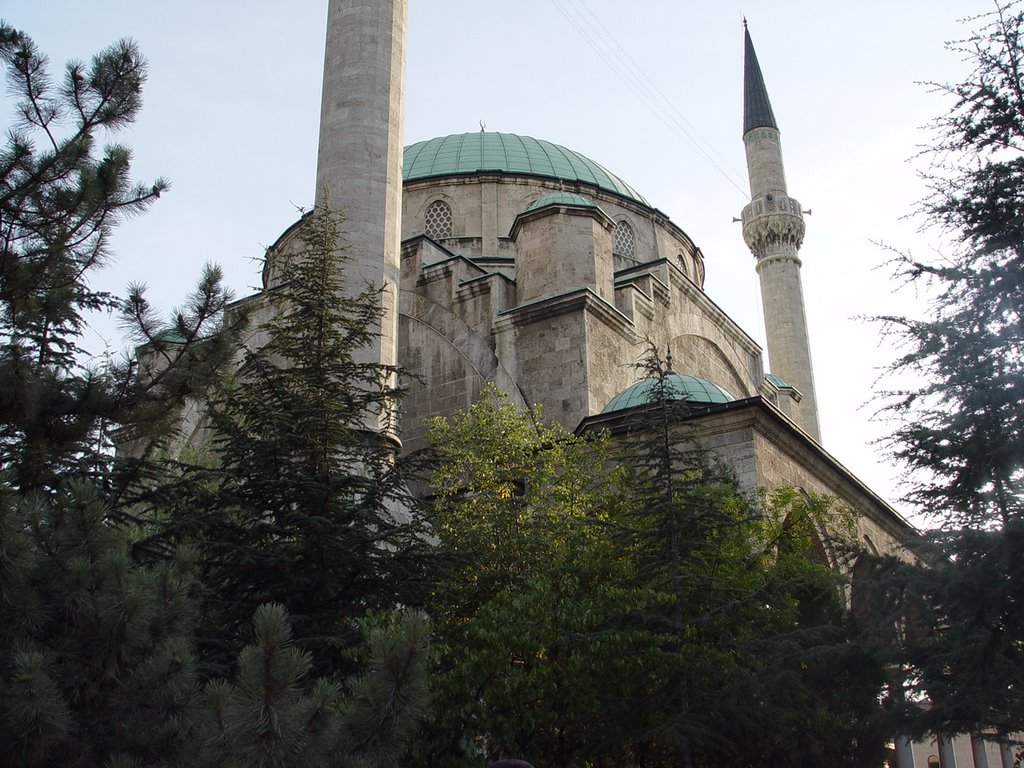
[
  {"xmin": 425, "ymin": 200, "xmax": 453, "ymax": 240},
  {"xmin": 613, "ymin": 220, "xmax": 635, "ymax": 261}
]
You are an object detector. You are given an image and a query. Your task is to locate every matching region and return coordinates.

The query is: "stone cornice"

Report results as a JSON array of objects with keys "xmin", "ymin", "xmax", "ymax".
[
  {"xmin": 402, "ymin": 237, "xmax": 515, "ymax": 288},
  {"xmin": 508, "ymin": 201, "xmax": 615, "ymax": 241},
  {"xmin": 494, "ymin": 286, "xmax": 635, "ymax": 342},
  {"xmin": 615, "ymin": 258, "xmax": 762, "ymax": 358}
]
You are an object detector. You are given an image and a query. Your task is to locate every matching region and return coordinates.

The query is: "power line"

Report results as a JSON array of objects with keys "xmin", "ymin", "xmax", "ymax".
[
  {"xmin": 571, "ymin": 0, "xmax": 749, "ymax": 185},
  {"xmin": 549, "ymin": 0, "xmax": 750, "ymax": 201}
]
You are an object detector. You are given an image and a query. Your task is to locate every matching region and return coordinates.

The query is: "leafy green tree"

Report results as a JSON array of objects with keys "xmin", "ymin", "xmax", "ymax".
[
  {"xmin": 152, "ymin": 201, "xmax": 429, "ymax": 678},
  {"xmin": 869, "ymin": 1, "xmax": 1024, "ymax": 742},
  {"xmin": 414, "ymin": 386, "xmax": 636, "ymax": 768}
]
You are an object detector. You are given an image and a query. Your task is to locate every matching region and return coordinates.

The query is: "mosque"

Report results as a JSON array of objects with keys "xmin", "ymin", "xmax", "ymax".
[
  {"xmin": 149, "ymin": 2, "xmax": 1014, "ymax": 766},
  {"xmin": 244, "ymin": 2, "xmax": 916, "ymax": 563}
]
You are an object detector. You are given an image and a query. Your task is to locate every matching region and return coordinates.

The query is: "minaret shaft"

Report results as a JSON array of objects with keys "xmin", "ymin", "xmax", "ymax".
[
  {"xmin": 316, "ymin": 0, "xmax": 406, "ymax": 374},
  {"xmin": 741, "ymin": 26, "xmax": 821, "ymax": 441},
  {"xmin": 744, "ymin": 129, "xmax": 788, "ymax": 197}
]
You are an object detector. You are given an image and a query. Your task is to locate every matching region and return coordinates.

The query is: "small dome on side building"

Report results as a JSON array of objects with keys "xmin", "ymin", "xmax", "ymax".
[{"xmin": 601, "ymin": 373, "xmax": 735, "ymax": 414}]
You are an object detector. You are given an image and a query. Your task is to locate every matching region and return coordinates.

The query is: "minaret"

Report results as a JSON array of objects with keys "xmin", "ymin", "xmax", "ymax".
[
  {"xmin": 315, "ymin": 0, "xmax": 406, "ymax": 433},
  {"xmin": 740, "ymin": 22, "xmax": 821, "ymax": 442}
]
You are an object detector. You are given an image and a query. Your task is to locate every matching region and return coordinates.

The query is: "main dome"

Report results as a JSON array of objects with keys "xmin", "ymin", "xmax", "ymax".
[{"xmin": 403, "ymin": 132, "xmax": 649, "ymax": 206}]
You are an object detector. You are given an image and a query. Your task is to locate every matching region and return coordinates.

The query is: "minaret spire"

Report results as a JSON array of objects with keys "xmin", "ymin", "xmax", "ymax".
[
  {"xmin": 743, "ymin": 25, "xmax": 778, "ymax": 134},
  {"xmin": 740, "ymin": 24, "xmax": 821, "ymax": 442}
]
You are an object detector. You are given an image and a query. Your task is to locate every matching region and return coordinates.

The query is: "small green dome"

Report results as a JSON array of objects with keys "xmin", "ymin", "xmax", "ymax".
[
  {"xmin": 764, "ymin": 373, "xmax": 791, "ymax": 388},
  {"xmin": 403, "ymin": 132, "xmax": 649, "ymax": 206},
  {"xmin": 153, "ymin": 329, "xmax": 189, "ymax": 344},
  {"xmin": 134, "ymin": 327, "xmax": 188, "ymax": 353},
  {"xmin": 526, "ymin": 192, "xmax": 596, "ymax": 211},
  {"xmin": 601, "ymin": 373, "xmax": 734, "ymax": 414}
]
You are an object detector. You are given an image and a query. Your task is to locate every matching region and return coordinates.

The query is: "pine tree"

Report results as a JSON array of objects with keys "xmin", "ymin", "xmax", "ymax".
[
  {"xmin": 0, "ymin": 481, "xmax": 203, "ymax": 768},
  {"xmin": 878, "ymin": 0, "xmax": 1024, "ymax": 530},
  {"xmin": 870, "ymin": 1, "xmax": 1024, "ymax": 741},
  {"xmin": 0, "ymin": 24, "xmax": 235, "ymax": 766},
  {"xmin": 156, "ymin": 201, "xmax": 429, "ymax": 678},
  {"xmin": 609, "ymin": 352, "xmax": 885, "ymax": 767},
  {"xmin": 0, "ymin": 22, "xmax": 234, "ymax": 500},
  {"xmin": 197, "ymin": 605, "xmax": 428, "ymax": 768},
  {"xmin": 0, "ymin": 25, "xmax": 428, "ymax": 765},
  {"xmin": 611, "ymin": 356, "xmax": 745, "ymax": 768}
]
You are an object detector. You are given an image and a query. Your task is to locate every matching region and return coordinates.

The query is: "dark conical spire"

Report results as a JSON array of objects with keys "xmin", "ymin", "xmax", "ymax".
[{"xmin": 743, "ymin": 22, "xmax": 778, "ymax": 134}]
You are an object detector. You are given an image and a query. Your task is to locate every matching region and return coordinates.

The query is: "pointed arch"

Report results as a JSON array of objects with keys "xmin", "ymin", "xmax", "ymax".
[{"xmin": 780, "ymin": 507, "xmax": 832, "ymax": 569}]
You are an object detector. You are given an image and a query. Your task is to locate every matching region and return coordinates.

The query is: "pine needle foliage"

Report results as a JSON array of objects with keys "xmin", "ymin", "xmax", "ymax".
[
  {"xmin": 867, "ymin": 1, "xmax": 1024, "ymax": 742},
  {"xmin": 604, "ymin": 350, "xmax": 885, "ymax": 768},
  {"xmin": 197, "ymin": 605, "xmax": 429, "ymax": 768},
  {"xmin": 0, "ymin": 24, "xmax": 237, "ymax": 767},
  {"xmin": 0, "ymin": 25, "xmax": 427, "ymax": 767},
  {"xmin": 0, "ymin": 481, "xmax": 202, "ymax": 768},
  {"xmin": 878, "ymin": 1, "xmax": 1024, "ymax": 529},
  {"xmin": 0, "ymin": 22, "xmax": 235, "ymax": 499}
]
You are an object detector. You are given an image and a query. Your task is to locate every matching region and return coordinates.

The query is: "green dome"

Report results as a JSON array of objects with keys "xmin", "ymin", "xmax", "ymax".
[
  {"xmin": 403, "ymin": 132, "xmax": 649, "ymax": 206},
  {"xmin": 526, "ymin": 192, "xmax": 596, "ymax": 211},
  {"xmin": 601, "ymin": 373, "xmax": 734, "ymax": 414},
  {"xmin": 134, "ymin": 327, "xmax": 188, "ymax": 353}
]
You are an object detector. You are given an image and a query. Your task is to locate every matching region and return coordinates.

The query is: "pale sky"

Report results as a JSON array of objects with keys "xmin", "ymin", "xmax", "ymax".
[{"xmin": 1, "ymin": 1, "xmax": 988, "ymax": 521}]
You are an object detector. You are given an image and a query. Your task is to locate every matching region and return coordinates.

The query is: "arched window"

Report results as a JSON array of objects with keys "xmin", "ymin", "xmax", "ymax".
[
  {"xmin": 692, "ymin": 253, "xmax": 705, "ymax": 285},
  {"xmin": 779, "ymin": 510, "xmax": 831, "ymax": 569},
  {"xmin": 849, "ymin": 555, "xmax": 873, "ymax": 617},
  {"xmin": 613, "ymin": 220, "xmax": 635, "ymax": 262},
  {"xmin": 425, "ymin": 200, "xmax": 453, "ymax": 240}
]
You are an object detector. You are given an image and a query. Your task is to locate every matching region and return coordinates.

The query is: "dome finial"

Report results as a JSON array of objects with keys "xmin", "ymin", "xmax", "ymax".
[
  {"xmin": 479, "ymin": 120, "xmax": 486, "ymax": 133},
  {"xmin": 666, "ymin": 346, "xmax": 676, "ymax": 375}
]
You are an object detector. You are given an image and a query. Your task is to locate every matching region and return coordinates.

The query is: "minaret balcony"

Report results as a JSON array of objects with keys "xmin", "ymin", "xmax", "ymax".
[{"xmin": 741, "ymin": 193, "xmax": 805, "ymax": 257}]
